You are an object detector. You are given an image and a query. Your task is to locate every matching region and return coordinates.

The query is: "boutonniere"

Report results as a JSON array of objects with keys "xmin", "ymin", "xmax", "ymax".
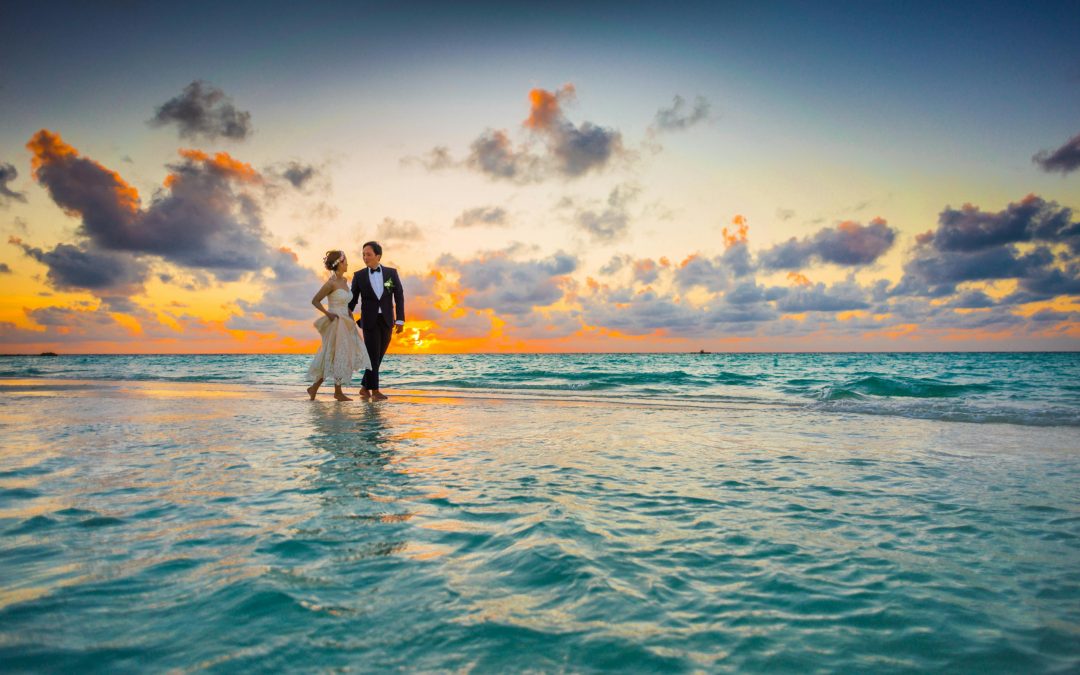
[{"xmin": 384, "ymin": 278, "xmax": 394, "ymax": 290}]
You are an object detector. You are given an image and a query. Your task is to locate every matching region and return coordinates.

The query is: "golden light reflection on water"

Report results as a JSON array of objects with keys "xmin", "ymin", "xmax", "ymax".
[
  {"xmin": 137, "ymin": 387, "xmax": 249, "ymax": 400},
  {"xmin": 0, "ymin": 564, "xmax": 91, "ymax": 610},
  {"xmin": 340, "ymin": 512, "xmax": 416, "ymax": 524},
  {"xmin": 416, "ymin": 518, "xmax": 483, "ymax": 533},
  {"xmin": 402, "ymin": 542, "xmax": 453, "ymax": 560},
  {"xmin": 0, "ymin": 466, "xmax": 75, "ymax": 494},
  {"xmin": 419, "ymin": 488, "xmax": 452, "ymax": 501},
  {"xmin": 128, "ymin": 516, "xmax": 239, "ymax": 545},
  {"xmin": 365, "ymin": 492, "xmax": 401, "ymax": 504},
  {"xmin": 0, "ymin": 495, "xmax": 72, "ymax": 520},
  {"xmin": 457, "ymin": 593, "xmax": 579, "ymax": 629},
  {"xmin": 0, "ymin": 379, "xmax": 272, "ymax": 400}
]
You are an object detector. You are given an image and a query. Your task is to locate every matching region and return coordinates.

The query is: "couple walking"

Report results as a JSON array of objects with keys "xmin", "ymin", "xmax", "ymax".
[{"xmin": 306, "ymin": 241, "xmax": 405, "ymax": 402}]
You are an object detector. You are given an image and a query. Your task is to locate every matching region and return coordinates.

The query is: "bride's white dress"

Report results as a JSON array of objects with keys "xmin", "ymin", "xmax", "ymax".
[{"xmin": 307, "ymin": 288, "xmax": 371, "ymax": 385}]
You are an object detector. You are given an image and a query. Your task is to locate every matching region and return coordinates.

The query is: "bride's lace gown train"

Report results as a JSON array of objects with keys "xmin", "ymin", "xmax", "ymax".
[{"xmin": 307, "ymin": 288, "xmax": 371, "ymax": 385}]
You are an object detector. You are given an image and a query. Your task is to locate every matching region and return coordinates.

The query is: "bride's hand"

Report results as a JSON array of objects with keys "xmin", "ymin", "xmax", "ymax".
[{"xmin": 326, "ymin": 313, "xmax": 338, "ymax": 321}]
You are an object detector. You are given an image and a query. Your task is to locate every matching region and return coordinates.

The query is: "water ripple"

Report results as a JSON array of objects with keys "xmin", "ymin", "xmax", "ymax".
[{"xmin": 0, "ymin": 384, "xmax": 1077, "ymax": 671}]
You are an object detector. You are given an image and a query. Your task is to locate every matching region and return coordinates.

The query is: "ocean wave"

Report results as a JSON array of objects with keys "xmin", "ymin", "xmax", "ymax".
[
  {"xmin": 404, "ymin": 369, "xmax": 718, "ymax": 391},
  {"xmin": 0, "ymin": 366, "xmax": 44, "ymax": 377},
  {"xmin": 400, "ymin": 378, "xmax": 656, "ymax": 392},
  {"xmin": 816, "ymin": 375, "xmax": 994, "ymax": 401},
  {"xmin": 712, "ymin": 371, "xmax": 759, "ymax": 384},
  {"xmin": 784, "ymin": 377, "xmax": 829, "ymax": 386},
  {"xmin": 95, "ymin": 373, "xmax": 245, "ymax": 383},
  {"xmin": 496, "ymin": 368, "xmax": 711, "ymax": 384}
]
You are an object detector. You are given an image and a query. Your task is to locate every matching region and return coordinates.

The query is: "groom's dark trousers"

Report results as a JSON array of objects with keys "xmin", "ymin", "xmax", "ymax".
[
  {"xmin": 349, "ymin": 265, "xmax": 404, "ymax": 392},
  {"xmin": 360, "ymin": 323, "xmax": 392, "ymax": 391}
]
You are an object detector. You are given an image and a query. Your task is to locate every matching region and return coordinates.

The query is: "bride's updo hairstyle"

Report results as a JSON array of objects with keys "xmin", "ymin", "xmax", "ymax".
[{"xmin": 323, "ymin": 250, "xmax": 346, "ymax": 271}]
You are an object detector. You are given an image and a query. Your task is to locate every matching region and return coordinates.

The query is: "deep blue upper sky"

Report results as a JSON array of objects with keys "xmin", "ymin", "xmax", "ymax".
[{"xmin": 4, "ymin": 1, "xmax": 1079, "ymax": 105}]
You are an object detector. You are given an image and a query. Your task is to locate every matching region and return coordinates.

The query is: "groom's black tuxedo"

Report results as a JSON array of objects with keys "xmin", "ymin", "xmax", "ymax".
[
  {"xmin": 348, "ymin": 265, "xmax": 404, "ymax": 391},
  {"xmin": 348, "ymin": 265, "xmax": 404, "ymax": 329}
]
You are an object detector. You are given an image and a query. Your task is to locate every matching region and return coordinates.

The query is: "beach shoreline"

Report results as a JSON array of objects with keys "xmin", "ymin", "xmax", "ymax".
[{"xmin": 0, "ymin": 376, "xmax": 788, "ymax": 412}]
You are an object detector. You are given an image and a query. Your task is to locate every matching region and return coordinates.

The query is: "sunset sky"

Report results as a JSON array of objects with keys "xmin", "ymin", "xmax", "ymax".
[{"xmin": 2, "ymin": 0, "xmax": 1078, "ymax": 353}]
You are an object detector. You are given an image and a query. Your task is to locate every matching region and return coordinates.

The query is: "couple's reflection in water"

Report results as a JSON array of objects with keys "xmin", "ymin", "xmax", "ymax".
[{"xmin": 305, "ymin": 402, "xmax": 417, "ymax": 560}]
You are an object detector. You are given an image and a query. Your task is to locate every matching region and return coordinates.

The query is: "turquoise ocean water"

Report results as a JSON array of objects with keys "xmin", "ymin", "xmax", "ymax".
[
  {"xmin": 1, "ymin": 352, "xmax": 1079, "ymax": 671},
  {"xmin": 2, "ymin": 352, "xmax": 1079, "ymax": 426}
]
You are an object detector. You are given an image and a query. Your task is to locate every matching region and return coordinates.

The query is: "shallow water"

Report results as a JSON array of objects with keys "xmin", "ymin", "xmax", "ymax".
[{"xmin": 1, "ymin": 379, "xmax": 1078, "ymax": 672}]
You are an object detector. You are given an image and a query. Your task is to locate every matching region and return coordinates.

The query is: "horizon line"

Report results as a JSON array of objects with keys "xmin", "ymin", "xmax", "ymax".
[{"xmin": 3, "ymin": 350, "xmax": 1078, "ymax": 356}]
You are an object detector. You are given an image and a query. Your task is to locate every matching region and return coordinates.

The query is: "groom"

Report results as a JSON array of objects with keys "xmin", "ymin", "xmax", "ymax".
[{"xmin": 349, "ymin": 241, "xmax": 405, "ymax": 401}]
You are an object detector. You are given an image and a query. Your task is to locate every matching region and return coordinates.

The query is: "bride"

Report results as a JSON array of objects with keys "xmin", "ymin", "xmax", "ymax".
[{"xmin": 307, "ymin": 250, "xmax": 372, "ymax": 401}]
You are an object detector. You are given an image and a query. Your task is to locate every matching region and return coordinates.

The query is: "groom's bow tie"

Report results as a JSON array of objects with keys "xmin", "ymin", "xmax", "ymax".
[{"xmin": 369, "ymin": 266, "xmax": 382, "ymax": 275}]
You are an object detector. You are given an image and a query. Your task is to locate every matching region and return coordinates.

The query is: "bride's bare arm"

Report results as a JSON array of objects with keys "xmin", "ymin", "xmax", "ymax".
[{"xmin": 311, "ymin": 281, "xmax": 337, "ymax": 320}]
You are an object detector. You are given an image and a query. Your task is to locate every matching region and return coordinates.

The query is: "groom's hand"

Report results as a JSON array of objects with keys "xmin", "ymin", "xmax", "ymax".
[{"xmin": 395, "ymin": 324, "xmax": 404, "ymax": 335}]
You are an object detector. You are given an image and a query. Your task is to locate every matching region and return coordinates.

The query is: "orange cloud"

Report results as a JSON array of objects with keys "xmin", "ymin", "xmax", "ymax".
[
  {"xmin": 939, "ymin": 327, "xmax": 1023, "ymax": 343},
  {"xmin": 863, "ymin": 323, "xmax": 920, "ymax": 340},
  {"xmin": 633, "ymin": 258, "xmax": 657, "ymax": 275},
  {"xmin": 524, "ymin": 84, "xmax": 575, "ymax": 130},
  {"xmin": 787, "ymin": 272, "xmax": 812, "ymax": 287},
  {"xmin": 723, "ymin": 214, "xmax": 749, "ymax": 248},
  {"xmin": 109, "ymin": 312, "xmax": 143, "ymax": 336},
  {"xmin": 27, "ymin": 129, "xmax": 78, "ymax": 171},
  {"xmin": 27, "ymin": 129, "xmax": 141, "ymax": 215},
  {"xmin": 837, "ymin": 310, "xmax": 869, "ymax": 321},
  {"xmin": 167, "ymin": 149, "xmax": 261, "ymax": 186}
]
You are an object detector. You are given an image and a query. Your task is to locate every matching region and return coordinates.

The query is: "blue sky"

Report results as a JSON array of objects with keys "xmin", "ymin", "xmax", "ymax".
[{"xmin": 1, "ymin": 0, "xmax": 1078, "ymax": 352}]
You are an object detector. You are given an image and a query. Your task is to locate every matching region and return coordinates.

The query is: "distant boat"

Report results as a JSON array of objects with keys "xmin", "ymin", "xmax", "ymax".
[
  {"xmin": 697, "ymin": 349, "xmax": 710, "ymax": 354},
  {"xmin": 39, "ymin": 352, "xmax": 58, "ymax": 357}
]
